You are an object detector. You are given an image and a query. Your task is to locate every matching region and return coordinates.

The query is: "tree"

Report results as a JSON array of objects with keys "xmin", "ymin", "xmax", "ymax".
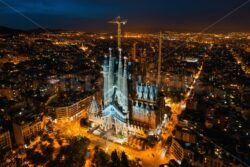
[
  {"xmin": 121, "ymin": 151, "xmax": 129, "ymax": 167},
  {"xmin": 111, "ymin": 150, "xmax": 120, "ymax": 167},
  {"xmin": 51, "ymin": 136, "xmax": 90, "ymax": 167},
  {"xmin": 80, "ymin": 118, "xmax": 88, "ymax": 127},
  {"xmin": 65, "ymin": 136, "xmax": 90, "ymax": 166},
  {"xmin": 43, "ymin": 144, "xmax": 54, "ymax": 159},
  {"xmin": 93, "ymin": 146, "xmax": 110, "ymax": 167}
]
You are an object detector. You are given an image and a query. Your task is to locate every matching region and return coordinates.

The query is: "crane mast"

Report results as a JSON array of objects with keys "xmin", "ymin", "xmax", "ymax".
[{"xmin": 109, "ymin": 16, "xmax": 127, "ymax": 49}]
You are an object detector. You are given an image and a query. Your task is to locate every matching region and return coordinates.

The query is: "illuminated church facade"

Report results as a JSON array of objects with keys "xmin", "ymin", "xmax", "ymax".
[{"xmin": 88, "ymin": 48, "xmax": 166, "ymax": 136}]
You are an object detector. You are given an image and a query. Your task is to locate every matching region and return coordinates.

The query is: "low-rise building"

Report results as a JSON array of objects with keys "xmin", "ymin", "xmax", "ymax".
[
  {"xmin": 48, "ymin": 93, "xmax": 92, "ymax": 121},
  {"xmin": 174, "ymin": 124, "xmax": 196, "ymax": 144},
  {"xmin": 12, "ymin": 111, "xmax": 44, "ymax": 146},
  {"xmin": 169, "ymin": 139, "xmax": 184, "ymax": 164}
]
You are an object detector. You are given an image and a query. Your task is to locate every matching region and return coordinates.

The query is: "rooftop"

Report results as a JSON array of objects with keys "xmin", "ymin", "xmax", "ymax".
[
  {"xmin": 13, "ymin": 107, "xmax": 43, "ymax": 126},
  {"xmin": 48, "ymin": 91, "xmax": 93, "ymax": 107}
]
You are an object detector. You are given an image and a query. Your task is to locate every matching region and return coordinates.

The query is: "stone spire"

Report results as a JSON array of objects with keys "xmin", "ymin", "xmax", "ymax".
[
  {"xmin": 143, "ymin": 84, "xmax": 149, "ymax": 100},
  {"xmin": 117, "ymin": 48, "xmax": 123, "ymax": 92},
  {"xmin": 88, "ymin": 96, "xmax": 99, "ymax": 117},
  {"xmin": 103, "ymin": 55, "xmax": 109, "ymax": 106},
  {"xmin": 149, "ymin": 85, "xmax": 154, "ymax": 101},
  {"xmin": 108, "ymin": 48, "xmax": 114, "ymax": 103},
  {"xmin": 123, "ymin": 57, "xmax": 128, "ymax": 113}
]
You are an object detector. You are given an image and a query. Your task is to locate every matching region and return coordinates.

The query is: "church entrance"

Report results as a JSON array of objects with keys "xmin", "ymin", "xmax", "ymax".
[
  {"xmin": 111, "ymin": 116, "xmax": 117, "ymax": 134},
  {"xmin": 112, "ymin": 124, "xmax": 116, "ymax": 130}
]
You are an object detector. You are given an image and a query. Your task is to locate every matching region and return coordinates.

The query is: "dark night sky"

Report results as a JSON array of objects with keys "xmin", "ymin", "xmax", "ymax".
[{"xmin": 0, "ymin": 0, "xmax": 250, "ymax": 32}]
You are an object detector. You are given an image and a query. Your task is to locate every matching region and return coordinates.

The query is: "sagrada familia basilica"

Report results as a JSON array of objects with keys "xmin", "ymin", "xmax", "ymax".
[{"xmin": 88, "ymin": 48, "xmax": 167, "ymax": 137}]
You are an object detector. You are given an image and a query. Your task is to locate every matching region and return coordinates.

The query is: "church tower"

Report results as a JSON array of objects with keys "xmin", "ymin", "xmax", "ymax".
[
  {"xmin": 103, "ymin": 55, "xmax": 109, "ymax": 106},
  {"xmin": 123, "ymin": 57, "xmax": 129, "ymax": 114},
  {"xmin": 117, "ymin": 48, "xmax": 123, "ymax": 105},
  {"xmin": 108, "ymin": 48, "xmax": 114, "ymax": 103}
]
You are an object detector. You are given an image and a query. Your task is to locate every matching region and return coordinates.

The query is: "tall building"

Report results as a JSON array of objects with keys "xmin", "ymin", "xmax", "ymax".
[{"xmin": 89, "ymin": 48, "xmax": 168, "ymax": 136}]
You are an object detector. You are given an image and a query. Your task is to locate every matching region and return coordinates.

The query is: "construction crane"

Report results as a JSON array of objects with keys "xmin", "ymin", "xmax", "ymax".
[{"xmin": 108, "ymin": 16, "xmax": 127, "ymax": 49}]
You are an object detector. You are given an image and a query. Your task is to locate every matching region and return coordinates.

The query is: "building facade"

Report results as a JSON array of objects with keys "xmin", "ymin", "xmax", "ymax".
[
  {"xmin": 0, "ymin": 129, "xmax": 12, "ymax": 151},
  {"xmin": 49, "ymin": 95, "xmax": 92, "ymax": 121},
  {"xmin": 13, "ymin": 116, "xmax": 44, "ymax": 146}
]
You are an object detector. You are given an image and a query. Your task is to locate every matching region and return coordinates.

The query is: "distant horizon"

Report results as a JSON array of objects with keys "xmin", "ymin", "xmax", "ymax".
[{"xmin": 1, "ymin": 25, "xmax": 250, "ymax": 34}]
